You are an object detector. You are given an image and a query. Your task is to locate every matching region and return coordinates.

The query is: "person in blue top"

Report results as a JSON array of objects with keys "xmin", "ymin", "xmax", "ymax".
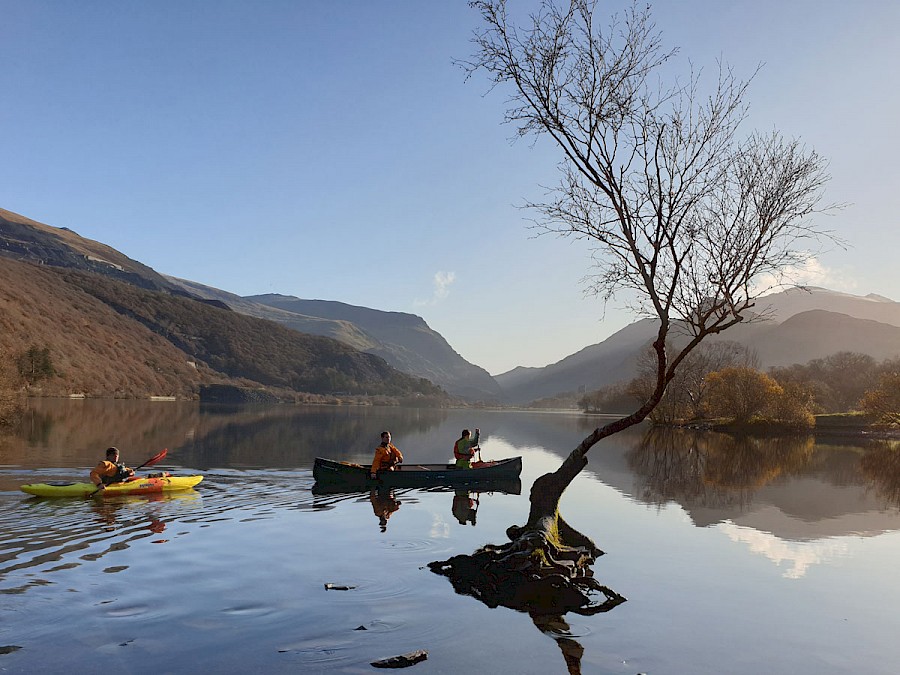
[{"xmin": 453, "ymin": 428, "xmax": 480, "ymax": 469}]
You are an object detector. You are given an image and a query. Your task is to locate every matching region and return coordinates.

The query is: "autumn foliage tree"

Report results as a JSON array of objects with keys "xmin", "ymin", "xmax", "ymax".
[
  {"xmin": 860, "ymin": 371, "xmax": 900, "ymax": 427},
  {"xmin": 430, "ymin": 0, "xmax": 834, "ymax": 623},
  {"xmin": 770, "ymin": 352, "xmax": 880, "ymax": 413},
  {"xmin": 627, "ymin": 341, "xmax": 758, "ymax": 423}
]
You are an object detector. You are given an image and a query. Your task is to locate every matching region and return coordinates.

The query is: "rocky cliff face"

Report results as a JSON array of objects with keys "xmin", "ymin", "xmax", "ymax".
[{"xmin": 0, "ymin": 208, "xmax": 186, "ymax": 294}]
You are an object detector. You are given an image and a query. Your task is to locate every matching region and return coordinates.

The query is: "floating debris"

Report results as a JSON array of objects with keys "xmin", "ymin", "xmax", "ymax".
[
  {"xmin": 323, "ymin": 583, "xmax": 356, "ymax": 591},
  {"xmin": 0, "ymin": 646, "xmax": 23, "ymax": 655},
  {"xmin": 371, "ymin": 650, "xmax": 428, "ymax": 669}
]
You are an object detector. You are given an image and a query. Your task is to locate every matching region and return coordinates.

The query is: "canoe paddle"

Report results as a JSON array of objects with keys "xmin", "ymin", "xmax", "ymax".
[{"xmin": 89, "ymin": 448, "xmax": 168, "ymax": 497}]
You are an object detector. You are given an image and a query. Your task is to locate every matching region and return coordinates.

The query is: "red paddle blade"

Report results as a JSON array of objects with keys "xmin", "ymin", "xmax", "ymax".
[{"xmin": 141, "ymin": 448, "xmax": 168, "ymax": 468}]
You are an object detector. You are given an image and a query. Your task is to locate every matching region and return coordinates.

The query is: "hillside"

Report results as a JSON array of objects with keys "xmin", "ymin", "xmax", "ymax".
[
  {"xmin": 249, "ymin": 295, "xmax": 501, "ymax": 402},
  {"xmin": 4, "ymin": 205, "xmax": 899, "ymax": 407},
  {"xmin": 0, "ymin": 208, "xmax": 187, "ymax": 294},
  {"xmin": 496, "ymin": 289, "xmax": 900, "ymax": 404},
  {"xmin": 0, "ymin": 257, "xmax": 445, "ymax": 401},
  {"xmin": 163, "ymin": 276, "xmax": 502, "ymax": 402},
  {"xmin": 0, "ymin": 257, "xmax": 204, "ymax": 398},
  {"xmin": 495, "ymin": 319, "xmax": 658, "ymax": 405}
]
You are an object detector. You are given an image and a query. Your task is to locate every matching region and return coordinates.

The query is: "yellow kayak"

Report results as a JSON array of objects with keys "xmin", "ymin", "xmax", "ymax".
[{"xmin": 20, "ymin": 474, "xmax": 204, "ymax": 498}]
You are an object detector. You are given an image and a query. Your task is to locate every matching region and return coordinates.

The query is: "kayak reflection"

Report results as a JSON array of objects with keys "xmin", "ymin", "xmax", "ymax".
[
  {"xmin": 88, "ymin": 491, "xmax": 198, "ymax": 533},
  {"xmin": 370, "ymin": 488, "xmax": 401, "ymax": 532}
]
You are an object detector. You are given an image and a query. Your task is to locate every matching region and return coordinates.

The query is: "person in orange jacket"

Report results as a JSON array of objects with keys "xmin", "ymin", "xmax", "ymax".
[
  {"xmin": 370, "ymin": 431, "xmax": 403, "ymax": 479},
  {"xmin": 90, "ymin": 447, "xmax": 135, "ymax": 490}
]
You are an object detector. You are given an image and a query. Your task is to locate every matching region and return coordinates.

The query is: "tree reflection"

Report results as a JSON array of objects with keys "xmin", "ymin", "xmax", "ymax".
[
  {"xmin": 429, "ymin": 513, "xmax": 624, "ymax": 673},
  {"xmin": 860, "ymin": 440, "xmax": 900, "ymax": 506},
  {"xmin": 626, "ymin": 427, "xmax": 815, "ymax": 508}
]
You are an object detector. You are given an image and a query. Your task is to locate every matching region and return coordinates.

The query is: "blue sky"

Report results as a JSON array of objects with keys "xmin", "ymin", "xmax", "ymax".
[{"xmin": 2, "ymin": 1, "xmax": 898, "ymax": 375}]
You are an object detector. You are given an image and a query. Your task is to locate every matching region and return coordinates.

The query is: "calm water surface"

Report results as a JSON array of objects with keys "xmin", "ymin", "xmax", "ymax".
[{"xmin": 2, "ymin": 400, "xmax": 900, "ymax": 674}]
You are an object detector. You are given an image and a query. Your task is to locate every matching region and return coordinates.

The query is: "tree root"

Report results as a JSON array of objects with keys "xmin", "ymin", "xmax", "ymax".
[{"xmin": 428, "ymin": 513, "xmax": 625, "ymax": 616}]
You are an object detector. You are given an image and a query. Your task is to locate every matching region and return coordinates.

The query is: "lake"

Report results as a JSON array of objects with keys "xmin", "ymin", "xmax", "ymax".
[{"xmin": 2, "ymin": 399, "xmax": 900, "ymax": 674}]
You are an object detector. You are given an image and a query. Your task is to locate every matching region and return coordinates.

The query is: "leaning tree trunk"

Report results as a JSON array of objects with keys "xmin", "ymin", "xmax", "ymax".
[
  {"xmin": 430, "ymin": 339, "xmax": 672, "ymax": 615},
  {"xmin": 428, "ymin": 412, "xmax": 646, "ymax": 616}
]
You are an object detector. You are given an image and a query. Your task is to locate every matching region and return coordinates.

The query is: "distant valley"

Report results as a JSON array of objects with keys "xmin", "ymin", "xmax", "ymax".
[{"xmin": 2, "ymin": 206, "xmax": 898, "ymax": 406}]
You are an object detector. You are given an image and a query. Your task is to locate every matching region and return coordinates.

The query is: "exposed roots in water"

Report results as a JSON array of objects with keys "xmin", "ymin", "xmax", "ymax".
[{"xmin": 428, "ymin": 513, "xmax": 625, "ymax": 616}]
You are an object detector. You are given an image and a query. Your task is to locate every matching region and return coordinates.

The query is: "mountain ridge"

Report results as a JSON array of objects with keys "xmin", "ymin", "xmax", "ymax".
[{"xmin": 3, "ymin": 205, "xmax": 898, "ymax": 406}]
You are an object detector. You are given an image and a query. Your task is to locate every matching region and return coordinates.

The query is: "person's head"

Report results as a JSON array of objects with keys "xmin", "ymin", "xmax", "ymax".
[
  {"xmin": 106, "ymin": 447, "xmax": 119, "ymax": 461},
  {"xmin": 381, "ymin": 431, "xmax": 391, "ymax": 444},
  {"xmin": 461, "ymin": 429, "xmax": 470, "ymax": 439}
]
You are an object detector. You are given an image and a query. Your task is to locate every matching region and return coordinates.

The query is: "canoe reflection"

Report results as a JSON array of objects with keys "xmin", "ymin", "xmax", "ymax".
[{"xmin": 311, "ymin": 480, "xmax": 522, "ymax": 531}]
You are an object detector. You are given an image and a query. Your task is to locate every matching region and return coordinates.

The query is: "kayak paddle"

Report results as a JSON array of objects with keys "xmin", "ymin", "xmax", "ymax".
[{"xmin": 89, "ymin": 448, "xmax": 168, "ymax": 497}]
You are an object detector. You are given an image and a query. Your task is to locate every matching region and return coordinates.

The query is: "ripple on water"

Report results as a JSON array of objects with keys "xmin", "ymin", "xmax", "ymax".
[
  {"xmin": 103, "ymin": 603, "xmax": 149, "ymax": 617},
  {"xmin": 375, "ymin": 537, "xmax": 440, "ymax": 553},
  {"xmin": 328, "ymin": 575, "xmax": 414, "ymax": 604},
  {"xmin": 276, "ymin": 636, "xmax": 358, "ymax": 669},
  {"xmin": 541, "ymin": 621, "xmax": 594, "ymax": 640},
  {"xmin": 220, "ymin": 603, "xmax": 273, "ymax": 617}
]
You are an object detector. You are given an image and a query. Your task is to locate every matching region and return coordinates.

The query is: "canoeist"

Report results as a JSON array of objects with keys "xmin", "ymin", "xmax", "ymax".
[
  {"xmin": 370, "ymin": 431, "xmax": 403, "ymax": 479},
  {"xmin": 89, "ymin": 447, "xmax": 135, "ymax": 491},
  {"xmin": 453, "ymin": 428, "xmax": 480, "ymax": 469}
]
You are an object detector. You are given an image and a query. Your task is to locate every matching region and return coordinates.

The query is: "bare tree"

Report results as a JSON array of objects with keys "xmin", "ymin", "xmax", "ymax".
[{"xmin": 431, "ymin": 0, "xmax": 834, "ymax": 616}]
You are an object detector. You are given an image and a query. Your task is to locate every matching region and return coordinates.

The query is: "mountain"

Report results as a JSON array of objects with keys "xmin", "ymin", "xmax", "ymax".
[
  {"xmin": 249, "ymin": 295, "xmax": 501, "ymax": 402},
  {"xmin": 163, "ymin": 279, "xmax": 501, "ymax": 402},
  {"xmin": 0, "ymin": 208, "xmax": 446, "ymax": 402},
  {"xmin": 0, "ymin": 207, "xmax": 188, "ymax": 294},
  {"xmin": 496, "ymin": 288, "xmax": 900, "ymax": 404},
  {"xmin": 4, "ymin": 205, "xmax": 898, "ymax": 407},
  {"xmin": 495, "ymin": 319, "xmax": 657, "ymax": 404}
]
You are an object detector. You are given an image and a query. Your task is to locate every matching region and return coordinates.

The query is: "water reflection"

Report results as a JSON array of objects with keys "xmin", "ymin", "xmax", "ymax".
[
  {"xmin": 626, "ymin": 428, "xmax": 815, "ymax": 508},
  {"xmin": 860, "ymin": 440, "xmax": 900, "ymax": 506},
  {"xmin": 530, "ymin": 614, "xmax": 585, "ymax": 675},
  {"xmin": 602, "ymin": 428, "xmax": 900, "ymax": 538},
  {"xmin": 4, "ymin": 401, "xmax": 900, "ymax": 673},
  {"xmin": 451, "ymin": 490, "xmax": 477, "ymax": 526},
  {"xmin": 0, "ymin": 492, "xmax": 200, "ymax": 592},
  {"xmin": 88, "ymin": 493, "xmax": 178, "ymax": 536},
  {"xmin": 369, "ymin": 488, "xmax": 401, "ymax": 532}
]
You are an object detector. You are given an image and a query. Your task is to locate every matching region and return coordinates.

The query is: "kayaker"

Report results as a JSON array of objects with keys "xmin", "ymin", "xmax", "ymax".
[
  {"xmin": 453, "ymin": 428, "xmax": 480, "ymax": 469},
  {"xmin": 89, "ymin": 447, "xmax": 135, "ymax": 490},
  {"xmin": 370, "ymin": 431, "xmax": 403, "ymax": 479}
]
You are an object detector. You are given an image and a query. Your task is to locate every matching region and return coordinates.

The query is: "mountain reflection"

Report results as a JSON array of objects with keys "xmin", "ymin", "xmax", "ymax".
[{"xmin": 615, "ymin": 427, "xmax": 900, "ymax": 538}]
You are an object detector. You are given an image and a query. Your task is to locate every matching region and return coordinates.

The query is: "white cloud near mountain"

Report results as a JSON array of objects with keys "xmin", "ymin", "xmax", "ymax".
[
  {"xmin": 753, "ymin": 257, "xmax": 859, "ymax": 296},
  {"xmin": 414, "ymin": 271, "xmax": 456, "ymax": 307}
]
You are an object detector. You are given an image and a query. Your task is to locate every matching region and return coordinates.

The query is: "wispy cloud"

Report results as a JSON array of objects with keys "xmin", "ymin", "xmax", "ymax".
[
  {"xmin": 753, "ymin": 256, "xmax": 858, "ymax": 296},
  {"xmin": 414, "ymin": 271, "xmax": 456, "ymax": 307}
]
